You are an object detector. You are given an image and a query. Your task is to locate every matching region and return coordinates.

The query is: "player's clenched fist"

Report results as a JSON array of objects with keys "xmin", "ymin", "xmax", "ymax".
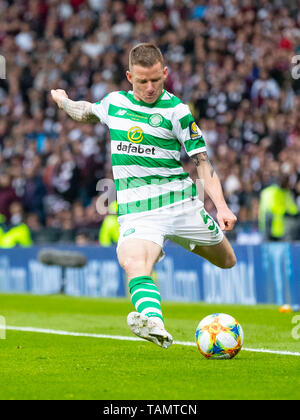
[
  {"xmin": 217, "ymin": 207, "xmax": 237, "ymax": 231},
  {"xmin": 51, "ymin": 89, "xmax": 68, "ymax": 109}
]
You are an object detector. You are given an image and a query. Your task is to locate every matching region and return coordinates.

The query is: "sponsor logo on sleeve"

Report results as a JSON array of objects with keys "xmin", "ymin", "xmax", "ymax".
[{"xmin": 189, "ymin": 121, "xmax": 200, "ymax": 139}]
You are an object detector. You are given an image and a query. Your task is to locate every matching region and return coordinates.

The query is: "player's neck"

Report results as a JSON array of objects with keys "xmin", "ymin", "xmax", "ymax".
[{"xmin": 132, "ymin": 89, "xmax": 165, "ymax": 105}]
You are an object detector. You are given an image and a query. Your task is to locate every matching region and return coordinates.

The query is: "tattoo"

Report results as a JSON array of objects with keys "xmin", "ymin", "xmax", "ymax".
[
  {"xmin": 61, "ymin": 99, "xmax": 99, "ymax": 123},
  {"xmin": 191, "ymin": 152, "xmax": 215, "ymax": 177}
]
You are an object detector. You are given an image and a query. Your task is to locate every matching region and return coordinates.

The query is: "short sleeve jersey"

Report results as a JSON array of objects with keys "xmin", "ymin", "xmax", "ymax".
[{"xmin": 92, "ymin": 90, "xmax": 206, "ymax": 217}]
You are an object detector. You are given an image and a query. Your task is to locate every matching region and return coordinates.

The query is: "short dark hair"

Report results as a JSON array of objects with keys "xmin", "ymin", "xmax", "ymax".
[{"xmin": 129, "ymin": 43, "xmax": 164, "ymax": 70}]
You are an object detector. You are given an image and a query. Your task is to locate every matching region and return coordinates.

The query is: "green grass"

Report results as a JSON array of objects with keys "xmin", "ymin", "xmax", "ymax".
[{"xmin": 0, "ymin": 293, "xmax": 299, "ymax": 400}]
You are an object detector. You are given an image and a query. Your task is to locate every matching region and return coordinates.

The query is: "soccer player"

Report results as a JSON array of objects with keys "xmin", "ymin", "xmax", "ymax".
[{"xmin": 51, "ymin": 43, "xmax": 237, "ymax": 349}]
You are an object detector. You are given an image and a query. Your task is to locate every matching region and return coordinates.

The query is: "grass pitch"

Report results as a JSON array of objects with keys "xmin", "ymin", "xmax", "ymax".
[{"xmin": 0, "ymin": 293, "xmax": 299, "ymax": 400}]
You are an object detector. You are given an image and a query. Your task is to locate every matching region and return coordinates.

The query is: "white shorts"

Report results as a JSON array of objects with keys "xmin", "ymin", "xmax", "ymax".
[{"xmin": 117, "ymin": 198, "xmax": 224, "ymax": 261}]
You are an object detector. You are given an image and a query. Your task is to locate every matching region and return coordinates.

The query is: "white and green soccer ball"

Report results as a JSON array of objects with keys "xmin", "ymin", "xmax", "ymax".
[{"xmin": 195, "ymin": 313, "xmax": 244, "ymax": 359}]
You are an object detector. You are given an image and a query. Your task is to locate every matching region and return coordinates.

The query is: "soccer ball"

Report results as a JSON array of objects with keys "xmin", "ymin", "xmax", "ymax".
[{"xmin": 195, "ymin": 313, "xmax": 244, "ymax": 359}]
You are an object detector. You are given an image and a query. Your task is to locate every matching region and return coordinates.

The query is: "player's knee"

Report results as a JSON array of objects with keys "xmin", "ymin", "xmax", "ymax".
[
  {"xmin": 119, "ymin": 255, "xmax": 147, "ymax": 275},
  {"xmin": 221, "ymin": 253, "xmax": 237, "ymax": 269}
]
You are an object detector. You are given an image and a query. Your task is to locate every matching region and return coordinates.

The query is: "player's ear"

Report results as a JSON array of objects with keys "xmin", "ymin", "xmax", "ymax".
[
  {"xmin": 163, "ymin": 66, "xmax": 168, "ymax": 80},
  {"xmin": 126, "ymin": 70, "xmax": 133, "ymax": 85}
]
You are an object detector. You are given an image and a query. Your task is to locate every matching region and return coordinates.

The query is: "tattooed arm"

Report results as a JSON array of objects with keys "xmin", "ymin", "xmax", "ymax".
[
  {"xmin": 51, "ymin": 89, "xmax": 99, "ymax": 123},
  {"xmin": 61, "ymin": 98, "xmax": 99, "ymax": 123},
  {"xmin": 191, "ymin": 151, "xmax": 215, "ymax": 178},
  {"xmin": 191, "ymin": 152, "xmax": 237, "ymax": 231}
]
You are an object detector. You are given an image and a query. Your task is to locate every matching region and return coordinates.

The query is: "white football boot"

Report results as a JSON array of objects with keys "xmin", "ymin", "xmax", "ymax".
[{"xmin": 127, "ymin": 312, "xmax": 173, "ymax": 349}]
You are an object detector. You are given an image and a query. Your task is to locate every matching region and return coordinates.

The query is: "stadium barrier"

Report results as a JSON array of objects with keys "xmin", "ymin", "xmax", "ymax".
[{"xmin": 0, "ymin": 243, "xmax": 299, "ymax": 305}]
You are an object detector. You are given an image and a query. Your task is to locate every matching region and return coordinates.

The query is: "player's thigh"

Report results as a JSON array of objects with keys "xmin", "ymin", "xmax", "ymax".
[
  {"xmin": 117, "ymin": 238, "xmax": 163, "ymax": 279},
  {"xmin": 192, "ymin": 235, "xmax": 236, "ymax": 269}
]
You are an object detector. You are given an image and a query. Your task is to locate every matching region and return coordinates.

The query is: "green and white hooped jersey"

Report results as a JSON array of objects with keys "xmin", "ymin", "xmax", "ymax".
[{"xmin": 92, "ymin": 90, "xmax": 206, "ymax": 217}]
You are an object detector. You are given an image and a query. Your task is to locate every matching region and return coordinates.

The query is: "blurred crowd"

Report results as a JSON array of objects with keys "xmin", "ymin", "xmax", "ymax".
[{"xmin": 0, "ymin": 0, "xmax": 300, "ymax": 244}]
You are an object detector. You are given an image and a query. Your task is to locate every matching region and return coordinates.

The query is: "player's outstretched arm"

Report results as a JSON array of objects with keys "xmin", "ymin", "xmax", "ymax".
[
  {"xmin": 50, "ymin": 89, "xmax": 99, "ymax": 123},
  {"xmin": 191, "ymin": 152, "xmax": 237, "ymax": 231}
]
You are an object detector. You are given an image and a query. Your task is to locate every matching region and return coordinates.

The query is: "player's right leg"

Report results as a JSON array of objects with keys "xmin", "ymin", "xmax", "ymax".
[{"xmin": 117, "ymin": 238, "xmax": 173, "ymax": 348}]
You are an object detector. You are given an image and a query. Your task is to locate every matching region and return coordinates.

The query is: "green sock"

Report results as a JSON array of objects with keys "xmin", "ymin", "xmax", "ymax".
[{"xmin": 129, "ymin": 276, "xmax": 164, "ymax": 323}]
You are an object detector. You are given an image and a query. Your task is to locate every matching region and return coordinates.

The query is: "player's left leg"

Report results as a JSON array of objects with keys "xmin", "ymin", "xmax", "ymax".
[
  {"xmin": 117, "ymin": 237, "xmax": 173, "ymax": 348},
  {"xmin": 192, "ymin": 235, "xmax": 236, "ymax": 269}
]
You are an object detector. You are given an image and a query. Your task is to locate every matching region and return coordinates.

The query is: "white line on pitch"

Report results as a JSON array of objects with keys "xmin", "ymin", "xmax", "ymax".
[{"xmin": 3, "ymin": 325, "xmax": 300, "ymax": 357}]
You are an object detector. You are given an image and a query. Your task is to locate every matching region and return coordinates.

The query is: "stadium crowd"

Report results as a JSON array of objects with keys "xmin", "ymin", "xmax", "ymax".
[{"xmin": 0, "ymin": 0, "xmax": 300, "ymax": 244}]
